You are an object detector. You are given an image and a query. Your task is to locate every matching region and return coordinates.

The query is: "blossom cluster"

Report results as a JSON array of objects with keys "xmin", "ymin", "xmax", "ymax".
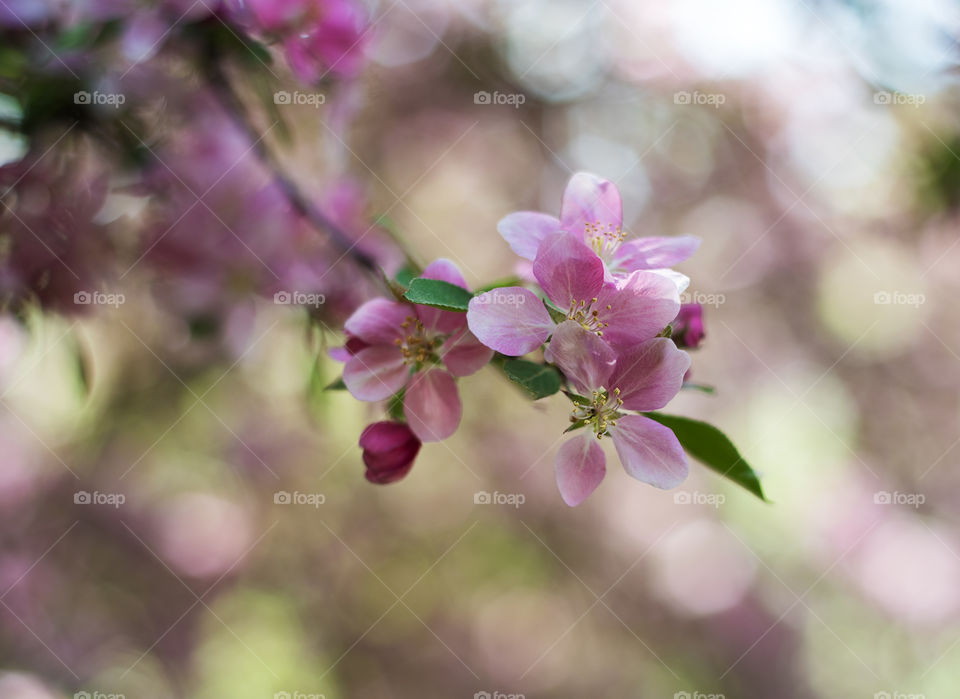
[{"xmin": 341, "ymin": 173, "xmax": 708, "ymax": 505}]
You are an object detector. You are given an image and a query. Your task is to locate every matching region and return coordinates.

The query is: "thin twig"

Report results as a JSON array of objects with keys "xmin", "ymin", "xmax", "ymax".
[{"xmin": 202, "ymin": 56, "xmax": 379, "ymax": 273}]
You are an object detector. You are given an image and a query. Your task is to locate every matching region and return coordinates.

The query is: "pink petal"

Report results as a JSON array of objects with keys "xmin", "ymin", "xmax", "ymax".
[
  {"xmin": 544, "ymin": 320, "xmax": 615, "ymax": 395},
  {"xmin": 594, "ymin": 271, "xmax": 680, "ymax": 351},
  {"xmin": 420, "ymin": 258, "xmax": 468, "ymax": 288},
  {"xmin": 560, "ymin": 172, "xmax": 623, "ymax": 238},
  {"xmin": 404, "ymin": 369, "xmax": 462, "ymax": 442},
  {"xmin": 328, "ymin": 346, "xmax": 351, "ymax": 362},
  {"xmin": 555, "ymin": 433, "xmax": 607, "ymax": 506},
  {"xmin": 612, "ymin": 235, "xmax": 700, "ymax": 272},
  {"xmin": 343, "ymin": 346, "xmax": 409, "ymax": 401},
  {"xmin": 532, "ymin": 232, "xmax": 604, "ymax": 310},
  {"xmin": 441, "ymin": 327, "xmax": 494, "ymax": 377},
  {"xmin": 608, "ymin": 338, "xmax": 690, "ymax": 410},
  {"xmin": 344, "ymin": 298, "xmax": 410, "ymax": 345},
  {"xmin": 610, "ymin": 415, "xmax": 688, "ymax": 489},
  {"xmin": 498, "ymin": 212, "xmax": 562, "ymax": 260},
  {"xmin": 466, "ymin": 287, "xmax": 554, "ymax": 356},
  {"xmin": 416, "ymin": 258, "xmax": 469, "ymax": 335}
]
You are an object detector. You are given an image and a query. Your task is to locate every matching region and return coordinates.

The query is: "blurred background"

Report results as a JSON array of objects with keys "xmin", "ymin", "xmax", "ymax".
[{"xmin": 2, "ymin": 0, "xmax": 960, "ymax": 697}]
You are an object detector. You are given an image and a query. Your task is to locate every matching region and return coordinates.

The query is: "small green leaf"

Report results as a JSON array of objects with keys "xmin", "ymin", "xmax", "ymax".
[
  {"xmin": 324, "ymin": 376, "xmax": 347, "ymax": 391},
  {"xmin": 72, "ymin": 335, "xmax": 92, "ymax": 396},
  {"xmin": 380, "ymin": 269, "xmax": 409, "ymax": 302},
  {"xmin": 564, "ymin": 419, "xmax": 589, "ymax": 434},
  {"xmin": 404, "ymin": 278, "xmax": 474, "ymax": 312},
  {"xmin": 387, "ymin": 390, "xmax": 405, "ymax": 421},
  {"xmin": 682, "ymin": 382, "xmax": 716, "ymax": 395},
  {"xmin": 643, "ymin": 412, "xmax": 767, "ymax": 501},
  {"xmin": 543, "ymin": 299, "xmax": 567, "ymax": 325},
  {"xmin": 474, "ymin": 277, "xmax": 523, "ymax": 293},
  {"xmin": 501, "ymin": 359, "xmax": 562, "ymax": 400},
  {"xmin": 395, "ymin": 267, "xmax": 417, "ymax": 289},
  {"xmin": 563, "ymin": 390, "xmax": 593, "ymax": 406}
]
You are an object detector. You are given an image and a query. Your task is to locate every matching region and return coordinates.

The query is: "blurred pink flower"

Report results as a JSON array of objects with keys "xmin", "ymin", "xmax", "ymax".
[
  {"xmin": 672, "ymin": 303, "xmax": 705, "ymax": 349},
  {"xmin": 546, "ymin": 322, "xmax": 690, "ymax": 506},
  {"xmin": 467, "ymin": 232, "xmax": 679, "ymax": 356},
  {"xmin": 0, "ymin": 150, "xmax": 114, "ymax": 313},
  {"xmin": 142, "ymin": 102, "xmax": 396, "ymax": 325},
  {"xmin": 498, "ymin": 172, "xmax": 699, "ymax": 280},
  {"xmin": 341, "ymin": 259, "xmax": 492, "ymax": 442},
  {"xmin": 228, "ymin": 0, "xmax": 370, "ymax": 80},
  {"xmin": 359, "ymin": 421, "xmax": 421, "ymax": 484}
]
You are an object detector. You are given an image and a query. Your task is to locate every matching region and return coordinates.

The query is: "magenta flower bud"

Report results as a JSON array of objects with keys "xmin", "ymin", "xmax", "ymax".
[
  {"xmin": 359, "ymin": 421, "xmax": 421, "ymax": 484},
  {"xmin": 672, "ymin": 303, "xmax": 705, "ymax": 349}
]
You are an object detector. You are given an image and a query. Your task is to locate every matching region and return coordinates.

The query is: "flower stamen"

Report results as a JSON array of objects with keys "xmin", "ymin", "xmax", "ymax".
[
  {"xmin": 395, "ymin": 315, "xmax": 441, "ymax": 365},
  {"xmin": 584, "ymin": 220, "xmax": 626, "ymax": 260},
  {"xmin": 567, "ymin": 297, "xmax": 609, "ymax": 337},
  {"xmin": 569, "ymin": 387, "xmax": 623, "ymax": 439}
]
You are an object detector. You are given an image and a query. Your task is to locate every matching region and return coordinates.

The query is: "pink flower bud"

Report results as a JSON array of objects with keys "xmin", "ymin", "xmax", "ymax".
[
  {"xmin": 359, "ymin": 421, "xmax": 421, "ymax": 484},
  {"xmin": 672, "ymin": 303, "xmax": 705, "ymax": 349}
]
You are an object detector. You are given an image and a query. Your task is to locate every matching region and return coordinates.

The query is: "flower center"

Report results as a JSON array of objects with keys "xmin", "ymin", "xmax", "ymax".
[
  {"xmin": 394, "ymin": 315, "xmax": 442, "ymax": 366},
  {"xmin": 585, "ymin": 221, "xmax": 626, "ymax": 260},
  {"xmin": 567, "ymin": 297, "xmax": 613, "ymax": 337},
  {"xmin": 570, "ymin": 387, "xmax": 623, "ymax": 438}
]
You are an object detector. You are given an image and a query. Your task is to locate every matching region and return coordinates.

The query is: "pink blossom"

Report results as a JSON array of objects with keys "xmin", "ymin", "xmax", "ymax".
[
  {"xmin": 546, "ymin": 322, "xmax": 690, "ymax": 506},
  {"xmin": 467, "ymin": 232, "xmax": 680, "ymax": 356},
  {"xmin": 498, "ymin": 172, "xmax": 699, "ymax": 282},
  {"xmin": 359, "ymin": 421, "xmax": 421, "ymax": 484},
  {"xmin": 340, "ymin": 260, "xmax": 492, "ymax": 442}
]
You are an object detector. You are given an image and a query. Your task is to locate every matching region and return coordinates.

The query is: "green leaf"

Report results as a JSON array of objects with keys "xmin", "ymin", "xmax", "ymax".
[
  {"xmin": 324, "ymin": 376, "xmax": 347, "ymax": 391},
  {"xmin": 643, "ymin": 412, "xmax": 767, "ymax": 501},
  {"xmin": 387, "ymin": 390, "xmax": 405, "ymax": 421},
  {"xmin": 380, "ymin": 269, "xmax": 409, "ymax": 302},
  {"xmin": 474, "ymin": 277, "xmax": 523, "ymax": 293},
  {"xmin": 564, "ymin": 419, "xmax": 589, "ymax": 434},
  {"xmin": 404, "ymin": 278, "xmax": 474, "ymax": 312},
  {"xmin": 395, "ymin": 267, "xmax": 417, "ymax": 289},
  {"xmin": 681, "ymin": 382, "xmax": 716, "ymax": 395},
  {"xmin": 542, "ymin": 299, "xmax": 567, "ymax": 325},
  {"xmin": 563, "ymin": 390, "xmax": 593, "ymax": 406},
  {"xmin": 501, "ymin": 359, "xmax": 562, "ymax": 400},
  {"xmin": 72, "ymin": 334, "xmax": 92, "ymax": 397}
]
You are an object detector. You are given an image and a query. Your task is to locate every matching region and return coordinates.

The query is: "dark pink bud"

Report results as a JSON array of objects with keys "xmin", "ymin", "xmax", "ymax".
[
  {"xmin": 359, "ymin": 421, "xmax": 421, "ymax": 484},
  {"xmin": 672, "ymin": 303, "xmax": 705, "ymax": 349}
]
